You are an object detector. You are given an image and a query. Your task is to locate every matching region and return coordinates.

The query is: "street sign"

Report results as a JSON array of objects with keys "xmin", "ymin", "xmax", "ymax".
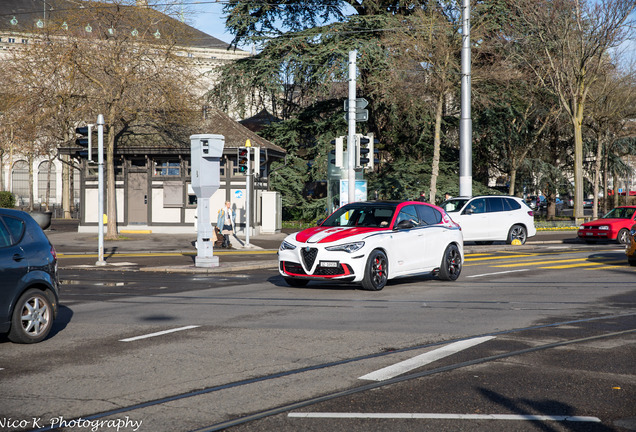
[
  {"xmin": 343, "ymin": 98, "xmax": 369, "ymax": 122},
  {"xmin": 343, "ymin": 109, "xmax": 369, "ymax": 122},
  {"xmin": 355, "ymin": 110, "xmax": 368, "ymax": 122},
  {"xmin": 344, "ymin": 98, "xmax": 368, "ymax": 110}
]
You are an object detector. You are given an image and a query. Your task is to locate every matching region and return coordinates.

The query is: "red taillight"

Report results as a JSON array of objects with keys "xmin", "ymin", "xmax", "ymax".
[{"xmin": 50, "ymin": 245, "xmax": 57, "ymax": 261}]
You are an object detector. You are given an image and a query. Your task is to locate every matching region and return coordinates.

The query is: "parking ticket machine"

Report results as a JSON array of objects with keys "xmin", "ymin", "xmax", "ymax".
[{"xmin": 191, "ymin": 134, "xmax": 224, "ymax": 267}]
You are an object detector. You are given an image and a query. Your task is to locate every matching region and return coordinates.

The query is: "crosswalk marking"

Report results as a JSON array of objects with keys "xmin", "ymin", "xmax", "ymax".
[
  {"xmin": 540, "ymin": 262, "xmax": 599, "ymax": 269},
  {"xmin": 465, "ymin": 254, "xmax": 537, "ymax": 262},
  {"xmin": 359, "ymin": 336, "xmax": 495, "ymax": 381},
  {"xmin": 493, "ymin": 258, "xmax": 587, "ymax": 267}
]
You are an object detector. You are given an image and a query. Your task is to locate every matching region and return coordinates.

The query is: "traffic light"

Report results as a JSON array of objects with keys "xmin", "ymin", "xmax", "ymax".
[
  {"xmin": 237, "ymin": 147, "xmax": 249, "ymax": 175},
  {"xmin": 357, "ymin": 133, "xmax": 379, "ymax": 170},
  {"xmin": 329, "ymin": 137, "xmax": 344, "ymax": 167},
  {"xmin": 75, "ymin": 125, "xmax": 93, "ymax": 160},
  {"xmin": 357, "ymin": 134, "xmax": 370, "ymax": 168}
]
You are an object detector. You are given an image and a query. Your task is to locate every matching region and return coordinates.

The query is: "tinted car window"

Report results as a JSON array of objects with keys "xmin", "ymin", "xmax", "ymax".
[
  {"xmin": 465, "ymin": 198, "xmax": 486, "ymax": 214},
  {"xmin": 487, "ymin": 198, "xmax": 504, "ymax": 213},
  {"xmin": 322, "ymin": 203, "xmax": 397, "ymax": 228},
  {"xmin": 504, "ymin": 198, "xmax": 521, "ymax": 210},
  {"xmin": 0, "ymin": 218, "xmax": 12, "ymax": 247},
  {"xmin": 416, "ymin": 205, "xmax": 442, "ymax": 225},
  {"xmin": 2, "ymin": 216, "xmax": 25, "ymax": 245},
  {"xmin": 603, "ymin": 207, "xmax": 636, "ymax": 219},
  {"xmin": 441, "ymin": 198, "xmax": 469, "ymax": 213},
  {"xmin": 396, "ymin": 205, "xmax": 420, "ymax": 227}
]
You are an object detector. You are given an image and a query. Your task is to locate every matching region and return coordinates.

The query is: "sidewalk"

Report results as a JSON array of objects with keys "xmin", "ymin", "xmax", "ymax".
[
  {"xmin": 46, "ymin": 219, "xmax": 286, "ymax": 273},
  {"xmin": 47, "ymin": 219, "xmax": 581, "ymax": 273},
  {"xmin": 47, "ymin": 229, "xmax": 287, "ymax": 254}
]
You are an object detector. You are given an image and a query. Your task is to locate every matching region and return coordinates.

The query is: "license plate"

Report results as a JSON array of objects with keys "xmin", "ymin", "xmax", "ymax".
[
  {"xmin": 320, "ymin": 261, "xmax": 339, "ymax": 268},
  {"xmin": 586, "ymin": 232, "xmax": 593, "ymax": 236}
]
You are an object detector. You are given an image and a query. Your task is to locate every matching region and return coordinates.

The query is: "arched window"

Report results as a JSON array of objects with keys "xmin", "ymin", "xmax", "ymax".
[
  {"xmin": 11, "ymin": 160, "xmax": 29, "ymax": 205},
  {"xmin": 38, "ymin": 161, "xmax": 57, "ymax": 203}
]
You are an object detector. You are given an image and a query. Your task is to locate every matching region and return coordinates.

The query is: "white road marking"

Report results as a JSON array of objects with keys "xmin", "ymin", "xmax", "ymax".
[
  {"xmin": 359, "ymin": 336, "xmax": 495, "ymax": 381},
  {"xmin": 288, "ymin": 413, "xmax": 601, "ymax": 422},
  {"xmin": 466, "ymin": 269, "xmax": 529, "ymax": 278},
  {"xmin": 119, "ymin": 325, "xmax": 200, "ymax": 342}
]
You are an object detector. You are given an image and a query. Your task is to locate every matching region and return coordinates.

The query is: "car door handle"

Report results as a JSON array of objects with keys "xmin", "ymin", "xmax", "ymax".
[{"xmin": 13, "ymin": 253, "xmax": 24, "ymax": 262}]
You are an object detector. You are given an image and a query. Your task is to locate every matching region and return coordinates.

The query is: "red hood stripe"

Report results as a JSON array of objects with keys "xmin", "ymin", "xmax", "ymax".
[{"xmin": 295, "ymin": 226, "xmax": 388, "ymax": 243}]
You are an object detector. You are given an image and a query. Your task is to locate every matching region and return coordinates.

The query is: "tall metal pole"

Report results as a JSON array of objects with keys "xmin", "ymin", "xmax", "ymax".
[
  {"xmin": 245, "ymin": 145, "xmax": 251, "ymax": 246},
  {"xmin": 96, "ymin": 114, "xmax": 105, "ymax": 266},
  {"xmin": 459, "ymin": 0, "xmax": 472, "ymax": 197},
  {"xmin": 347, "ymin": 50, "xmax": 357, "ymax": 205}
]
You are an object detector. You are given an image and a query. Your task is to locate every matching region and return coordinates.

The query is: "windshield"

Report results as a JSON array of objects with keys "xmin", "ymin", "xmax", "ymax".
[
  {"xmin": 441, "ymin": 198, "xmax": 470, "ymax": 213},
  {"xmin": 603, "ymin": 207, "xmax": 635, "ymax": 219},
  {"xmin": 322, "ymin": 204, "xmax": 396, "ymax": 228}
]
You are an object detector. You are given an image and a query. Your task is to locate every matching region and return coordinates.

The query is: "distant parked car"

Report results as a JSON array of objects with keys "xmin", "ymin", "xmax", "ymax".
[
  {"xmin": 577, "ymin": 206, "xmax": 636, "ymax": 245},
  {"xmin": 525, "ymin": 195, "xmax": 539, "ymax": 210},
  {"xmin": 0, "ymin": 208, "xmax": 59, "ymax": 343},
  {"xmin": 539, "ymin": 197, "xmax": 564, "ymax": 213},
  {"xmin": 626, "ymin": 224, "xmax": 636, "ymax": 266},
  {"xmin": 441, "ymin": 196, "xmax": 537, "ymax": 244}
]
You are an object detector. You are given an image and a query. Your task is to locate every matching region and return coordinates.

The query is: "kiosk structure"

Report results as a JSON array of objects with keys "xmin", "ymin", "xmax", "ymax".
[{"xmin": 191, "ymin": 134, "xmax": 224, "ymax": 267}]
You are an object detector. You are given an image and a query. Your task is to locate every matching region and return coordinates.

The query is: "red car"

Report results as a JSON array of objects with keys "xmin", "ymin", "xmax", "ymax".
[{"xmin": 578, "ymin": 206, "xmax": 636, "ymax": 244}]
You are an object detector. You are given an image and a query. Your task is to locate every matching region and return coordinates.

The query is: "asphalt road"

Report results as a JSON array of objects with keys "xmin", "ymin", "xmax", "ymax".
[{"xmin": 0, "ymin": 241, "xmax": 634, "ymax": 432}]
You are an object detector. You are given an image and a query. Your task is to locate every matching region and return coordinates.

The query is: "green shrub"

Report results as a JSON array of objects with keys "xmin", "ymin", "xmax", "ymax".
[{"xmin": 0, "ymin": 191, "xmax": 15, "ymax": 208}]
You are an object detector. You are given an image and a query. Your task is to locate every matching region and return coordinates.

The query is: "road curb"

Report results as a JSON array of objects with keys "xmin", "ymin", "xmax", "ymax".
[{"xmin": 140, "ymin": 261, "xmax": 279, "ymax": 273}]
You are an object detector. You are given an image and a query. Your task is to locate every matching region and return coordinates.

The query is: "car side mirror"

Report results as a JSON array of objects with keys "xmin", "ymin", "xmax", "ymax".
[
  {"xmin": 464, "ymin": 208, "xmax": 473, "ymax": 215},
  {"xmin": 316, "ymin": 218, "xmax": 324, "ymax": 226},
  {"xmin": 395, "ymin": 219, "xmax": 415, "ymax": 230}
]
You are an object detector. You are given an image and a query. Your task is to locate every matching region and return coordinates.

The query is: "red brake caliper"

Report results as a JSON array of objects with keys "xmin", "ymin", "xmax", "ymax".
[{"xmin": 376, "ymin": 258, "xmax": 383, "ymax": 276}]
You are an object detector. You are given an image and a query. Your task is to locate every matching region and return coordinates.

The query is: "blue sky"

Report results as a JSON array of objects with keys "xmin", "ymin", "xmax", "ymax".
[{"xmin": 182, "ymin": 1, "xmax": 237, "ymax": 45}]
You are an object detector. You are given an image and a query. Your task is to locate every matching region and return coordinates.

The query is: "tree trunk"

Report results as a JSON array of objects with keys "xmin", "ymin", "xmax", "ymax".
[
  {"xmin": 28, "ymin": 154, "xmax": 34, "ymax": 212},
  {"xmin": 613, "ymin": 169, "xmax": 619, "ymax": 208},
  {"xmin": 0, "ymin": 151, "xmax": 4, "ymax": 191},
  {"xmin": 105, "ymin": 123, "xmax": 118, "ymax": 240},
  {"xmin": 592, "ymin": 131, "xmax": 604, "ymax": 220},
  {"xmin": 602, "ymin": 146, "xmax": 608, "ymax": 214},
  {"xmin": 62, "ymin": 154, "xmax": 71, "ymax": 219},
  {"xmin": 508, "ymin": 155, "xmax": 518, "ymax": 196},
  {"xmin": 45, "ymin": 158, "xmax": 52, "ymax": 212},
  {"xmin": 572, "ymin": 102, "xmax": 585, "ymax": 223},
  {"xmin": 429, "ymin": 91, "xmax": 444, "ymax": 204}
]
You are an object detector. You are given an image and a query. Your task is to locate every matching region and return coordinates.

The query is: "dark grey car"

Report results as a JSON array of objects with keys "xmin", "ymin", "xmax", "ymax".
[{"xmin": 0, "ymin": 208, "xmax": 59, "ymax": 343}]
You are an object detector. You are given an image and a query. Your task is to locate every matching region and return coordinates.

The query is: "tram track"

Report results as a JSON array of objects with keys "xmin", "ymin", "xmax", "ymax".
[{"xmin": 29, "ymin": 312, "xmax": 636, "ymax": 432}]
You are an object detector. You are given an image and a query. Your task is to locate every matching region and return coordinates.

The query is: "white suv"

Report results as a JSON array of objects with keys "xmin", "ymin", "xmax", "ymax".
[{"xmin": 441, "ymin": 196, "xmax": 536, "ymax": 244}]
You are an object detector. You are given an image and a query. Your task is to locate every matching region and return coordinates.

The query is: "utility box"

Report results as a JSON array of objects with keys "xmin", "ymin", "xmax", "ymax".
[
  {"xmin": 190, "ymin": 134, "xmax": 224, "ymax": 267},
  {"xmin": 261, "ymin": 191, "xmax": 282, "ymax": 234},
  {"xmin": 191, "ymin": 134, "xmax": 224, "ymax": 198}
]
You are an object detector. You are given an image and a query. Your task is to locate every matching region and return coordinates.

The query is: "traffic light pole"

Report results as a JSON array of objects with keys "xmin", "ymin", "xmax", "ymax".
[
  {"xmin": 347, "ymin": 50, "xmax": 357, "ymax": 205},
  {"xmin": 246, "ymin": 145, "xmax": 250, "ymax": 247},
  {"xmin": 459, "ymin": 0, "xmax": 472, "ymax": 197},
  {"xmin": 96, "ymin": 114, "xmax": 105, "ymax": 266}
]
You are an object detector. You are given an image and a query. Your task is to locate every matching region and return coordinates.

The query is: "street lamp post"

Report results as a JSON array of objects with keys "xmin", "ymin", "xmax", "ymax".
[{"xmin": 96, "ymin": 114, "xmax": 105, "ymax": 266}]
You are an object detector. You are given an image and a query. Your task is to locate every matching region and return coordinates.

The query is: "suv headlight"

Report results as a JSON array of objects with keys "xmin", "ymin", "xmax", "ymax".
[
  {"xmin": 326, "ymin": 241, "xmax": 365, "ymax": 253},
  {"xmin": 280, "ymin": 240, "xmax": 296, "ymax": 251}
]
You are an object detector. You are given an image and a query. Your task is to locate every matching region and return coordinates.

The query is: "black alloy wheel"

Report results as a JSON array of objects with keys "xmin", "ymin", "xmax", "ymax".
[{"xmin": 361, "ymin": 249, "xmax": 388, "ymax": 291}]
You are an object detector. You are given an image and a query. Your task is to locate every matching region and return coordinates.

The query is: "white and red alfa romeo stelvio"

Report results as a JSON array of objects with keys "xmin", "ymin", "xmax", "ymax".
[{"xmin": 278, "ymin": 201, "xmax": 464, "ymax": 290}]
